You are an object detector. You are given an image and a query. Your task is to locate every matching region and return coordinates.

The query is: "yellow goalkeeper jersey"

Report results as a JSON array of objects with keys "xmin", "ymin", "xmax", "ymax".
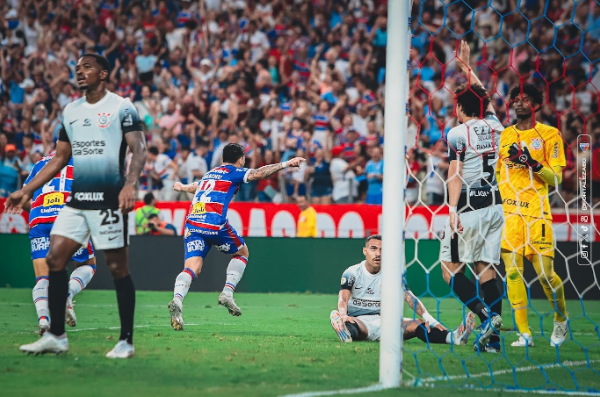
[{"xmin": 498, "ymin": 122, "xmax": 566, "ymax": 220}]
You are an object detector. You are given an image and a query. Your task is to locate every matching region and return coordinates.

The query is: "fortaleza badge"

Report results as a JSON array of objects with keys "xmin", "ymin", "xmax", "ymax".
[
  {"xmin": 97, "ymin": 112, "xmax": 111, "ymax": 128},
  {"xmin": 530, "ymin": 137, "xmax": 543, "ymax": 151}
]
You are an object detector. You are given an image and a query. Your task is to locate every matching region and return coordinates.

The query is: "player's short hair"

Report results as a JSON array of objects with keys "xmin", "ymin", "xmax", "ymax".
[
  {"xmin": 148, "ymin": 146, "xmax": 159, "ymax": 156},
  {"xmin": 222, "ymin": 143, "xmax": 245, "ymax": 164},
  {"xmin": 144, "ymin": 192, "xmax": 155, "ymax": 205},
  {"xmin": 509, "ymin": 83, "xmax": 544, "ymax": 106},
  {"xmin": 454, "ymin": 84, "xmax": 490, "ymax": 118},
  {"xmin": 80, "ymin": 54, "xmax": 110, "ymax": 76},
  {"xmin": 365, "ymin": 234, "xmax": 381, "ymax": 246}
]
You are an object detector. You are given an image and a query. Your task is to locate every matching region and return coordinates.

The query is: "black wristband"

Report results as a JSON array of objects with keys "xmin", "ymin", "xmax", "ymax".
[{"xmin": 532, "ymin": 163, "xmax": 543, "ymax": 173}]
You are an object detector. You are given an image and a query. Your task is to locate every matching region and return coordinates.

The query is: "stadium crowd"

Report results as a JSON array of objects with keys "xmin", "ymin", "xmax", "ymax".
[{"xmin": 0, "ymin": 0, "xmax": 598, "ymax": 206}]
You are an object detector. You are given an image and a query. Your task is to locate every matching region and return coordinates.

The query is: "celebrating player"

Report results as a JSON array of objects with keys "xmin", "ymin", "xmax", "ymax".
[
  {"xmin": 168, "ymin": 143, "xmax": 305, "ymax": 330},
  {"xmin": 440, "ymin": 41, "xmax": 505, "ymax": 353},
  {"xmin": 23, "ymin": 153, "xmax": 97, "ymax": 335},
  {"xmin": 330, "ymin": 235, "xmax": 475, "ymax": 344},
  {"xmin": 498, "ymin": 83, "xmax": 568, "ymax": 348},
  {"xmin": 5, "ymin": 54, "xmax": 147, "ymax": 358}
]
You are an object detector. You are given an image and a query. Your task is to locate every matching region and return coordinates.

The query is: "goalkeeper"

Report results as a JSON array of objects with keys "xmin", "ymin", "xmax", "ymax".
[{"xmin": 498, "ymin": 83, "xmax": 568, "ymax": 348}]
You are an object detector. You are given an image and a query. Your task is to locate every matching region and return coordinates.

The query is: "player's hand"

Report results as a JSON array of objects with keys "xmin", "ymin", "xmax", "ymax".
[
  {"xmin": 508, "ymin": 142, "xmax": 542, "ymax": 171},
  {"xmin": 118, "ymin": 184, "xmax": 136, "ymax": 214},
  {"xmin": 4, "ymin": 190, "xmax": 32, "ymax": 214},
  {"xmin": 457, "ymin": 40, "xmax": 471, "ymax": 73},
  {"xmin": 449, "ymin": 212, "xmax": 463, "ymax": 237},
  {"xmin": 424, "ymin": 321, "xmax": 431, "ymax": 332},
  {"xmin": 435, "ymin": 323, "xmax": 447, "ymax": 332},
  {"xmin": 173, "ymin": 182, "xmax": 183, "ymax": 192},
  {"xmin": 286, "ymin": 157, "xmax": 306, "ymax": 168}
]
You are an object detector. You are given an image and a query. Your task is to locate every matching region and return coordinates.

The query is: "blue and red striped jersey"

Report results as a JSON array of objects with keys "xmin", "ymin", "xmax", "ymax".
[
  {"xmin": 313, "ymin": 113, "xmax": 330, "ymax": 134},
  {"xmin": 24, "ymin": 154, "xmax": 74, "ymax": 229},
  {"xmin": 186, "ymin": 165, "xmax": 250, "ymax": 230}
]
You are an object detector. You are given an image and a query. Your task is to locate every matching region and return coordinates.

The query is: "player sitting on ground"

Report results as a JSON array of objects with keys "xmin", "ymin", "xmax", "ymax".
[
  {"xmin": 498, "ymin": 83, "xmax": 568, "ymax": 348},
  {"xmin": 330, "ymin": 235, "xmax": 476, "ymax": 344},
  {"xmin": 440, "ymin": 41, "xmax": 505, "ymax": 353},
  {"xmin": 167, "ymin": 143, "xmax": 304, "ymax": 330},
  {"xmin": 23, "ymin": 153, "xmax": 97, "ymax": 335}
]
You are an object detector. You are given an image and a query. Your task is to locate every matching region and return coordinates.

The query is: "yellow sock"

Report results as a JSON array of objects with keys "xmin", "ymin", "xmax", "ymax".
[
  {"xmin": 502, "ymin": 250, "xmax": 531, "ymax": 335},
  {"xmin": 531, "ymin": 255, "xmax": 567, "ymax": 322}
]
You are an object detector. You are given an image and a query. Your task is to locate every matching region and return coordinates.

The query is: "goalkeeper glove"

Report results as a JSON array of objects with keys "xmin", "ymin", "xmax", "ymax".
[{"xmin": 508, "ymin": 141, "xmax": 543, "ymax": 172}]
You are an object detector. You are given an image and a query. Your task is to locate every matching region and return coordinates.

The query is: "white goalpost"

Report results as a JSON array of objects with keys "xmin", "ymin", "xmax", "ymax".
[{"xmin": 379, "ymin": 0, "xmax": 413, "ymax": 389}]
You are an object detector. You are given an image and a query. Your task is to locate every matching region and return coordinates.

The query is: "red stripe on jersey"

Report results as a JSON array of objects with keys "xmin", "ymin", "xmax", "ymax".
[
  {"xmin": 30, "ymin": 215, "xmax": 58, "ymax": 228},
  {"xmin": 186, "ymin": 220, "xmax": 222, "ymax": 230},
  {"xmin": 226, "ymin": 224, "xmax": 243, "ymax": 247},
  {"xmin": 212, "ymin": 180, "xmax": 232, "ymax": 193},
  {"xmin": 204, "ymin": 202, "xmax": 224, "ymax": 215},
  {"xmin": 31, "ymin": 192, "xmax": 70, "ymax": 208},
  {"xmin": 215, "ymin": 166, "xmax": 230, "ymax": 173}
]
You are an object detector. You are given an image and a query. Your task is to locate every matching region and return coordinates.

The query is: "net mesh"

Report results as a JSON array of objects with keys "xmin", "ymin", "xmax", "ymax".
[{"xmin": 403, "ymin": 0, "xmax": 600, "ymax": 392}]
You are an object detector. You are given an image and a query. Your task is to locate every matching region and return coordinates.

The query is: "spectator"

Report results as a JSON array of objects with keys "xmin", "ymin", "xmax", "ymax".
[
  {"xmin": 307, "ymin": 148, "xmax": 333, "ymax": 204},
  {"xmin": 0, "ymin": 144, "xmax": 21, "ymax": 198},
  {"xmin": 330, "ymin": 145, "xmax": 357, "ymax": 204},
  {"xmin": 365, "ymin": 147, "xmax": 384, "ymax": 205},
  {"xmin": 296, "ymin": 196, "xmax": 318, "ymax": 238},
  {"xmin": 143, "ymin": 146, "xmax": 179, "ymax": 201},
  {"xmin": 425, "ymin": 142, "xmax": 448, "ymax": 206},
  {"xmin": 135, "ymin": 193, "xmax": 161, "ymax": 235},
  {"xmin": 146, "ymin": 213, "xmax": 177, "ymax": 236}
]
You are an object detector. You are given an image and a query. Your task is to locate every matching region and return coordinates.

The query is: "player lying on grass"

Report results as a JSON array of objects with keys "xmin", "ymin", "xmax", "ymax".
[
  {"xmin": 498, "ymin": 83, "xmax": 569, "ymax": 348},
  {"xmin": 22, "ymin": 153, "xmax": 97, "ymax": 335},
  {"xmin": 440, "ymin": 40, "xmax": 504, "ymax": 353},
  {"xmin": 167, "ymin": 143, "xmax": 305, "ymax": 330},
  {"xmin": 330, "ymin": 235, "xmax": 476, "ymax": 344}
]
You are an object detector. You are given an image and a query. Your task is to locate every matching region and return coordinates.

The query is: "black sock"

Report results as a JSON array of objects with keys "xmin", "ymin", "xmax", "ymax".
[
  {"xmin": 48, "ymin": 270, "xmax": 69, "ymax": 336},
  {"xmin": 481, "ymin": 278, "xmax": 503, "ymax": 343},
  {"xmin": 452, "ymin": 273, "xmax": 488, "ymax": 323},
  {"xmin": 345, "ymin": 321, "xmax": 359, "ymax": 340},
  {"xmin": 114, "ymin": 274, "xmax": 136, "ymax": 344},
  {"xmin": 415, "ymin": 324, "xmax": 449, "ymax": 344}
]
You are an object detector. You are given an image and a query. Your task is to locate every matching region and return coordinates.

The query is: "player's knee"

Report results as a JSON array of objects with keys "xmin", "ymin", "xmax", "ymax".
[
  {"xmin": 106, "ymin": 260, "xmax": 129, "ymax": 279},
  {"xmin": 46, "ymin": 251, "xmax": 66, "ymax": 271},
  {"xmin": 236, "ymin": 245, "xmax": 249, "ymax": 258},
  {"xmin": 506, "ymin": 267, "xmax": 523, "ymax": 284}
]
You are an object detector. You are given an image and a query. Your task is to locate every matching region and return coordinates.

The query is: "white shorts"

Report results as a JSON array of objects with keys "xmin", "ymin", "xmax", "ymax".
[
  {"xmin": 440, "ymin": 204, "xmax": 504, "ymax": 264},
  {"xmin": 51, "ymin": 206, "xmax": 129, "ymax": 250},
  {"xmin": 355, "ymin": 315, "xmax": 420, "ymax": 342}
]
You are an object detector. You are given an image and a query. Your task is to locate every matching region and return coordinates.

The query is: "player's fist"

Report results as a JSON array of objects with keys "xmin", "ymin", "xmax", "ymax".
[
  {"xmin": 508, "ymin": 142, "xmax": 542, "ymax": 171},
  {"xmin": 286, "ymin": 157, "xmax": 306, "ymax": 168},
  {"xmin": 173, "ymin": 182, "xmax": 184, "ymax": 192},
  {"xmin": 4, "ymin": 190, "xmax": 31, "ymax": 214}
]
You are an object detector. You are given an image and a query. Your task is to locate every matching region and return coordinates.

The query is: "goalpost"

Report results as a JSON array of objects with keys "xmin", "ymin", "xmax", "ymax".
[{"xmin": 379, "ymin": 0, "xmax": 412, "ymax": 388}]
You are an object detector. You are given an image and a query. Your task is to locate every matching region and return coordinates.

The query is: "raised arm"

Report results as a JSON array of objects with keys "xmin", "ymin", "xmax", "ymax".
[
  {"xmin": 457, "ymin": 40, "xmax": 495, "ymax": 115},
  {"xmin": 173, "ymin": 181, "xmax": 199, "ymax": 193},
  {"xmin": 246, "ymin": 156, "xmax": 305, "ymax": 182}
]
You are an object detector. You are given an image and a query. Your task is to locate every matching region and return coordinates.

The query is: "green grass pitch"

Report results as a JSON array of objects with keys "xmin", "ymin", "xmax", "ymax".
[{"xmin": 0, "ymin": 289, "xmax": 598, "ymax": 397}]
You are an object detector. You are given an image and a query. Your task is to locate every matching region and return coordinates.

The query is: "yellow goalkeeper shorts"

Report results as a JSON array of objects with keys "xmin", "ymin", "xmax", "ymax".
[{"xmin": 501, "ymin": 213, "xmax": 554, "ymax": 259}]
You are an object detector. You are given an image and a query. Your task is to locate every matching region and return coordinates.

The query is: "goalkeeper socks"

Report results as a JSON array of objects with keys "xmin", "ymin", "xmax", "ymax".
[
  {"xmin": 533, "ymin": 255, "xmax": 567, "ymax": 322},
  {"xmin": 68, "ymin": 265, "xmax": 96, "ymax": 303},
  {"xmin": 48, "ymin": 270, "xmax": 69, "ymax": 336},
  {"xmin": 173, "ymin": 268, "xmax": 195, "ymax": 305},
  {"xmin": 481, "ymin": 279, "xmax": 503, "ymax": 343},
  {"xmin": 415, "ymin": 323, "xmax": 448, "ymax": 344},
  {"xmin": 222, "ymin": 256, "xmax": 247, "ymax": 297},
  {"xmin": 504, "ymin": 251, "xmax": 531, "ymax": 335},
  {"xmin": 32, "ymin": 276, "xmax": 49, "ymax": 322},
  {"xmin": 114, "ymin": 274, "xmax": 136, "ymax": 345},
  {"xmin": 451, "ymin": 273, "xmax": 489, "ymax": 323}
]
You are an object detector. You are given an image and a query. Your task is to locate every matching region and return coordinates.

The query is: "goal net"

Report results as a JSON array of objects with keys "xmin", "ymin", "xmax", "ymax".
[{"xmin": 394, "ymin": 0, "xmax": 600, "ymax": 393}]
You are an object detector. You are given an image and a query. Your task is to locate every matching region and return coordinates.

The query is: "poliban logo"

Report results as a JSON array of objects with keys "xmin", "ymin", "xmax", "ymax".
[
  {"xmin": 97, "ymin": 113, "xmax": 111, "ymax": 128},
  {"xmin": 530, "ymin": 138, "xmax": 543, "ymax": 151},
  {"xmin": 580, "ymin": 142, "xmax": 590, "ymax": 152}
]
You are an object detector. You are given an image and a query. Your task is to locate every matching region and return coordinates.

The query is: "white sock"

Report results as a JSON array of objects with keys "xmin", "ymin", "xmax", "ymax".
[
  {"xmin": 446, "ymin": 331, "xmax": 453, "ymax": 344},
  {"xmin": 68, "ymin": 265, "xmax": 96, "ymax": 303},
  {"xmin": 173, "ymin": 268, "xmax": 195, "ymax": 307},
  {"xmin": 32, "ymin": 277, "xmax": 49, "ymax": 323},
  {"xmin": 222, "ymin": 256, "xmax": 247, "ymax": 297}
]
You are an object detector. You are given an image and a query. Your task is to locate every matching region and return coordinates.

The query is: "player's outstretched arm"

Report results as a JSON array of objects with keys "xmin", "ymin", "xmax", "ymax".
[
  {"xmin": 4, "ymin": 140, "xmax": 72, "ymax": 213},
  {"xmin": 173, "ymin": 181, "xmax": 199, "ymax": 193},
  {"xmin": 246, "ymin": 157, "xmax": 305, "ymax": 182},
  {"xmin": 121, "ymin": 130, "xmax": 148, "ymax": 213},
  {"xmin": 457, "ymin": 40, "xmax": 496, "ymax": 116}
]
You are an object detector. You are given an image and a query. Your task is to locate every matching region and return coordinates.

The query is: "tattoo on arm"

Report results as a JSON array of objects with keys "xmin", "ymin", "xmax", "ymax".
[
  {"xmin": 247, "ymin": 162, "xmax": 285, "ymax": 181},
  {"xmin": 404, "ymin": 291, "xmax": 427, "ymax": 317},
  {"xmin": 124, "ymin": 131, "xmax": 148, "ymax": 186}
]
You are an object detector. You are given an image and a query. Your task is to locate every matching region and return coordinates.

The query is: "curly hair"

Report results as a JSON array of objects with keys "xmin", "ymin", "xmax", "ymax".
[
  {"xmin": 509, "ymin": 83, "xmax": 544, "ymax": 106},
  {"xmin": 454, "ymin": 84, "xmax": 490, "ymax": 118}
]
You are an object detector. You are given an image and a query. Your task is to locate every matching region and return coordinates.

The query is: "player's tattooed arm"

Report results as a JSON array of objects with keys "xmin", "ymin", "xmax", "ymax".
[
  {"xmin": 403, "ymin": 290, "xmax": 427, "ymax": 318},
  {"xmin": 246, "ymin": 157, "xmax": 306, "ymax": 181}
]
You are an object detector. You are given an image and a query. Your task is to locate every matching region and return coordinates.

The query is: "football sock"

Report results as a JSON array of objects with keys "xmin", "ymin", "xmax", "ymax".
[
  {"xmin": 415, "ymin": 323, "xmax": 448, "ymax": 344},
  {"xmin": 68, "ymin": 265, "xmax": 96, "ymax": 303},
  {"xmin": 345, "ymin": 321, "xmax": 359, "ymax": 340},
  {"xmin": 48, "ymin": 270, "xmax": 69, "ymax": 336},
  {"xmin": 481, "ymin": 278, "xmax": 503, "ymax": 343},
  {"xmin": 114, "ymin": 274, "xmax": 135, "ymax": 345},
  {"xmin": 32, "ymin": 276, "xmax": 49, "ymax": 323},
  {"xmin": 503, "ymin": 251, "xmax": 531, "ymax": 335},
  {"xmin": 173, "ymin": 268, "xmax": 195, "ymax": 305},
  {"xmin": 532, "ymin": 255, "xmax": 567, "ymax": 322},
  {"xmin": 451, "ymin": 272, "xmax": 489, "ymax": 323},
  {"xmin": 222, "ymin": 256, "xmax": 247, "ymax": 297}
]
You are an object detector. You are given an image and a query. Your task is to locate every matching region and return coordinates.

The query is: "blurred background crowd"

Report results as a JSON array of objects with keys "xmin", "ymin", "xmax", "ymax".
[{"xmin": 0, "ymin": 0, "xmax": 598, "ymax": 207}]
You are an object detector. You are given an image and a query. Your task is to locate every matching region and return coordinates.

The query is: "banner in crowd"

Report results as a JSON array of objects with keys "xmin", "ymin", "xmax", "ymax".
[{"xmin": 1, "ymin": 199, "xmax": 598, "ymax": 242}]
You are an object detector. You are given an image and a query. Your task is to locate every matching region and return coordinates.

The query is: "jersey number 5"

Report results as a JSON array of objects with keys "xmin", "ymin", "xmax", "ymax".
[
  {"xmin": 198, "ymin": 179, "xmax": 216, "ymax": 203},
  {"xmin": 481, "ymin": 152, "xmax": 496, "ymax": 187}
]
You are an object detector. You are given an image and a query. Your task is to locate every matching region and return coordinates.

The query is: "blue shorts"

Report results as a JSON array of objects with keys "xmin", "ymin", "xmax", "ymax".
[
  {"xmin": 184, "ymin": 222, "xmax": 245, "ymax": 260},
  {"xmin": 29, "ymin": 223, "xmax": 95, "ymax": 262}
]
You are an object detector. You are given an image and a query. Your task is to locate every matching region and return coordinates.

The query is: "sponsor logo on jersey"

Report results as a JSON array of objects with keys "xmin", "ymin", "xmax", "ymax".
[
  {"xmin": 72, "ymin": 140, "xmax": 106, "ymax": 155},
  {"xmin": 83, "ymin": 119, "xmax": 91, "ymax": 127},
  {"xmin": 552, "ymin": 142, "xmax": 559, "ymax": 158},
  {"xmin": 97, "ymin": 113, "xmax": 111, "ymax": 128},
  {"xmin": 341, "ymin": 277, "xmax": 347, "ymax": 285},
  {"xmin": 530, "ymin": 138, "xmax": 543, "ymax": 151},
  {"xmin": 191, "ymin": 202, "xmax": 206, "ymax": 214},
  {"xmin": 184, "ymin": 228, "xmax": 191, "ymax": 238},
  {"xmin": 351, "ymin": 298, "xmax": 381, "ymax": 308},
  {"xmin": 123, "ymin": 114, "xmax": 133, "ymax": 127},
  {"xmin": 43, "ymin": 192, "xmax": 64, "ymax": 207},
  {"xmin": 74, "ymin": 192, "xmax": 104, "ymax": 201},
  {"xmin": 503, "ymin": 198, "xmax": 530, "ymax": 208},
  {"xmin": 74, "ymin": 246, "xmax": 86, "ymax": 256},
  {"xmin": 470, "ymin": 189, "xmax": 493, "ymax": 197},
  {"xmin": 186, "ymin": 239, "xmax": 205, "ymax": 252},
  {"xmin": 215, "ymin": 243, "xmax": 231, "ymax": 252},
  {"xmin": 31, "ymin": 236, "xmax": 50, "ymax": 252},
  {"xmin": 366, "ymin": 287, "xmax": 375, "ymax": 295}
]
